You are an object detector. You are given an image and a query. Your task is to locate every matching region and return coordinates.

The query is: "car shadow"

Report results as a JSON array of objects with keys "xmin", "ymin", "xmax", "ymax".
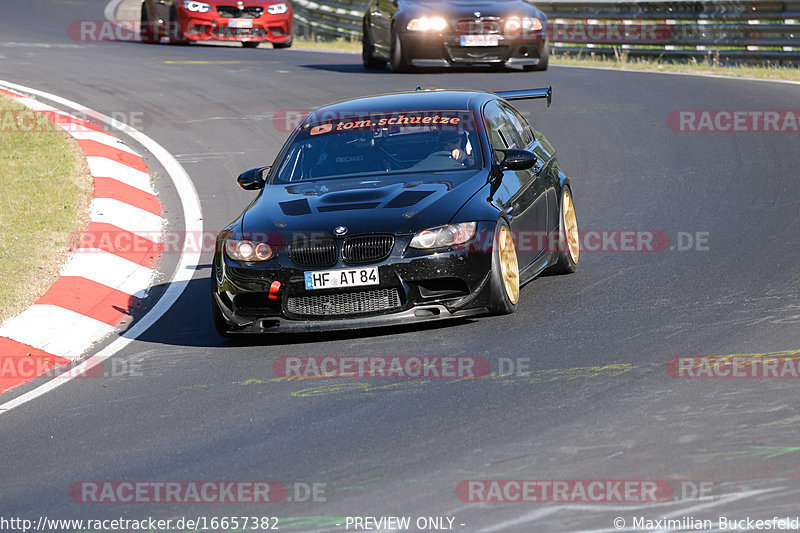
[
  {"xmin": 298, "ymin": 63, "xmax": 387, "ymax": 74},
  {"xmin": 298, "ymin": 63, "xmax": 512, "ymax": 75}
]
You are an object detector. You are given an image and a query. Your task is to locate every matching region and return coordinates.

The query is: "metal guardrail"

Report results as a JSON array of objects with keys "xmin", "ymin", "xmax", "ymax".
[{"xmin": 291, "ymin": 0, "xmax": 800, "ymax": 62}]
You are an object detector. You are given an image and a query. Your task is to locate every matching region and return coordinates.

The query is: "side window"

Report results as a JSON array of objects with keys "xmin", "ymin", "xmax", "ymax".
[
  {"xmin": 502, "ymin": 105, "xmax": 535, "ymax": 148},
  {"xmin": 483, "ymin": 101, "xmax": 509, "ymax": 149},
  {"xmin": 485, "ymin": 100, "xmax": 537, "ymax": 150}
]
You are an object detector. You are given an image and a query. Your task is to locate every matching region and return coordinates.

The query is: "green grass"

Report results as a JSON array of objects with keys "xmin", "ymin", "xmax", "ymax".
[
  {"xmin": 552, "ymin": 51, "xmax": 800, "ymax": 82},
  {"xmin": 0, "ymin": 95, "xmax": 92, "ymax": 322},
  {"xmin": 293, "ymin": 36, "xmax": 361, "ymax": 52},
  {"xmin": 291, "ymin": 35, "xmax": 800, "ymax": 82}
]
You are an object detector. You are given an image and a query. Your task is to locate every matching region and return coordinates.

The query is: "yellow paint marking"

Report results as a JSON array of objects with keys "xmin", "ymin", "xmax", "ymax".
[
  {"xmin": 523, "ymin": 363, "xmax": 636, "ymax": 383},
  {"xmin": 232, "ymin": 378, "xmax": 273, "ymax": 386},
  {"xmin": 180, "ymin": 363, "xmax": 646, "ymax": 399},
  {"xmin": 293, "ymin": 380, "xmax": 430, "ymax": 398},
  {"xmin": 758, "ymin": 415, "xmax": 800, "ymax": 427},
  {"xmin": 286, "ymin": 364, "xmax": 642, "ymax": 398},
  {"xmin": 178, "ymin": 384, "xmax": 213, "ymax": 391}
]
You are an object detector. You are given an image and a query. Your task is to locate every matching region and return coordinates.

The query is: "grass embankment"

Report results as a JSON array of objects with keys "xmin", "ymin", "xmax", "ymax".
[
  {"xmin": 291, "ymin": 36, "xmax": 800, "ymax": 82},
  {"xmin": 552, "ymin": 52, "xmax": 800, "ymax": 82},
  {"xmin": 0, "ymin": 95, "xmax": 92, "ymax": 322},
  {"xmin": 293, "ymin": 36, "xmax": 361, "ymax": 52}
]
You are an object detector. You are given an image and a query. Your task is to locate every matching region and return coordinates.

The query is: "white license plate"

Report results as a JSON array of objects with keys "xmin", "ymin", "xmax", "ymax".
[
  {"xmin": 304, "ymin": 267, "xmax": 379, "ymax": 290},
  {"xmin": 460, "ymin": 34, "xmax": 499, "ymax": 47},
  {"xmin": 229, "ymin": 18, "xmax": 254, "ymax": 29}
]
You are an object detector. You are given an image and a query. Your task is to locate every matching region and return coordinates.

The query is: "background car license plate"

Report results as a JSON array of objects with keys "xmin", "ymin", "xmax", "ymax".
[
  {"xmin": 304, "ymin": 267, "xmax": 379, "ymax": 290},
  {"xmin": 460, "ymin": 35, "xmax": 499, "ymax": 47},
  {"xmin": 229, "ymin": 18, "xmax": 254, "ymax": 29}
]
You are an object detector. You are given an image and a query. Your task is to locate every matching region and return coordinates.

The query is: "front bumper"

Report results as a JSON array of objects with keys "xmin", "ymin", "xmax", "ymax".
[
  {"xmin": 178, "ymin": 7, "xmax": 292, "ymax": 43},
  {"xmin": 212, "ymin": 226, "xmax": 496, "ymax": 334},
  {"xmin": 401, "ymin": 31, "xmax": 547, "ymax": 67}
]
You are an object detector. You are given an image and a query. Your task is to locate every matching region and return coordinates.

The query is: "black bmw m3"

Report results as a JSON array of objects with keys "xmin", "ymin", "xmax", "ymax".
[
  {"xmin": 362, "ymin": 0, "xmax": 549, "ymax": 72},
  {"xmin": 211, "ymin": 88, "xmax": 578, "ymax": 336}
]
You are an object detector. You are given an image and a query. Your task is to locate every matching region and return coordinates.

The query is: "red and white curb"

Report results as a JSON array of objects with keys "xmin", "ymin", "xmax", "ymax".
[{"xmin": 0, "ymin": 86, "xmax": 165, "ymax": 394}]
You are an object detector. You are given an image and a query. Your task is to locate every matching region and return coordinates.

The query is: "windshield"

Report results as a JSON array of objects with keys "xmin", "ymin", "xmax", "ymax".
[{"xmin": 272, "ymin": 110, "xmax": 484, "ymax": 183}]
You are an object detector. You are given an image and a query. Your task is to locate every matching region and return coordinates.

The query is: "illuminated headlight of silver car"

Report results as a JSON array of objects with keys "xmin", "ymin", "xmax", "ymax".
[
  {"xmin": 410, "ymin": 222, "xmax": 477, "ymax": 249},
  {"xmin": 505, "ymin": 17, "xmax": 543, "ymax": 33},
  {"xmin": 407, "ymin": 17, "xmax": 448, "ymax": 32}
]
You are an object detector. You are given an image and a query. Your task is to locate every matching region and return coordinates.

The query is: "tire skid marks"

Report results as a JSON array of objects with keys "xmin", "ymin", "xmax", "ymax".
[
  {"xmin": 475, "ymin": 487, "xmax": 779, "ymax": 533},
  {"xmin": 0, "ymin": 86, "xmax": 165, "ymax": 392},
  {"xmin": 175, "ymin": 363, "xmax": 646, "ymax": 399}
]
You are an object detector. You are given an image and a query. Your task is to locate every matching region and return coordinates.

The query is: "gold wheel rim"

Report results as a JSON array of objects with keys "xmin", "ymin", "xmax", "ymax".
[
  {"xmin": 498, "ymin": 225, "xmax": 520, "ymax": 304},
  {"xmin": 563, "ymin": 189, "xmax": 580, "ymax": 264}
]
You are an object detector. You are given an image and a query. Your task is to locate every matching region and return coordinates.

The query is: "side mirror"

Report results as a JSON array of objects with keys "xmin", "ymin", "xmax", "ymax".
[
  {"xmin": 237, "ymin": 166, "xmax": 270, "ymax": 190},
  {"xmin": 495, "ymin": 149, "xmax": 537, "ymax": 171}
]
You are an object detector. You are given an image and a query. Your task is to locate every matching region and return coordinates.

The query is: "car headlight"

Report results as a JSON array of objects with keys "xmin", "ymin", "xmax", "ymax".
[
  {"xmin": 407, "ymin": 17, "xmax": 448, "ymax": 32},
  {"xmin": 267, "ymin": 2, "xmax": 288, "ymax": 15},
  {"xmin": 225, "ymin": 239, "xmax": 274, "ymax": 261},
  {"xmin": 505, "ymin": 17, "xmax": 543, "ymax": 33},
  {"xmin": 410, "ymin": 222, "xmax": 476, "ymax": 249},
  {"xmin": 183, "ymin": 1, "xmax": 211, "ymax": 13}
]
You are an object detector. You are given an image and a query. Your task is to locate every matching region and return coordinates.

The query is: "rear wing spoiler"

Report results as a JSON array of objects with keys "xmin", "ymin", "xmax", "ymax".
[{"xmin": 494, "ymin": 87, "xmax": 552, "ymax": 107}]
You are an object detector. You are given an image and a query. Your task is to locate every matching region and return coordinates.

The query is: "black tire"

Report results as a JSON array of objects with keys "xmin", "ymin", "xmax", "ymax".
[
  {"xmin": 272, "ymin": 37, "xmax": 293, "ymax": 49},
  {"xmin": 524, "ymin": 43, "xmax": 549, "ymax": 71},
  {"xmin": 210, "ymin": 276, "xmax": 232, "ymax": 338},
  {"xmin": 547, "ymin": 186, "xmax": 579, "ymax": 275},
  {"xmin": 362, "ymin": 23, "xmax": 385, "ymax": 69},
  {"xmin": 242, "ymin": 41, "xmax": 260, "ymax": 48},
  {"xmin": 488, "ymin": 220, "xmax": 520, "ymax": 315},
  {"xmin": 389, "ymin": 27, "xmax": 411, "ymax": 73},
  {"xmin": 140, "ymin": 2, "xmax": 158, "ymax": 44},
  {"xmin": 167, "ymin": 5, "xmax": 188, "ymax": 44}
]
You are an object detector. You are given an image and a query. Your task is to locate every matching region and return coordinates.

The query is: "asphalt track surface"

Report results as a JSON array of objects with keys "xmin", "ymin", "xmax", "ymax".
[{"xmin": 1, "ymin": 1, "xmax": 800, "ymax": 531}]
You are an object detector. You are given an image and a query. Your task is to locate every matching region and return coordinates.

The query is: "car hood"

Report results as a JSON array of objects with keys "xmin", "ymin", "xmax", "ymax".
[
  {"xmin": 240, "ymin": 170, "xmax": 488, "ymax": 237},
  {"xmin": 404, "ymin": 0, "xmax": 543, "ymax": 19}
]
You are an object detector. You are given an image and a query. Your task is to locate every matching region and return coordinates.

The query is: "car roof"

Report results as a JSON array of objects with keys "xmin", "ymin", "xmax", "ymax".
[{"xmin": 305, "ymin": 90, "xmax": 496, "ymax": 121}]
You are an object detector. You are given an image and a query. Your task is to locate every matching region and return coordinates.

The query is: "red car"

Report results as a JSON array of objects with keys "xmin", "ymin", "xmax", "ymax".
[{"xmin": 140, "ymin": 0, "xmax": 293, "ymax": 48}]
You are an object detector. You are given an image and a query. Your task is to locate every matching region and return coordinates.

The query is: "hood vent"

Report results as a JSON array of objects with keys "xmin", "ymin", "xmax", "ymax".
[
  {"xmin": 385, "ymin": 190, "xmax": 434, "ymax": 209},
  {"xmin": 279, "ymin": 199, "xmax": 312, "ymax": 216},
  {"xmin": 318, "ymin": 202, "xmax": 380, "ymax": 212}
]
